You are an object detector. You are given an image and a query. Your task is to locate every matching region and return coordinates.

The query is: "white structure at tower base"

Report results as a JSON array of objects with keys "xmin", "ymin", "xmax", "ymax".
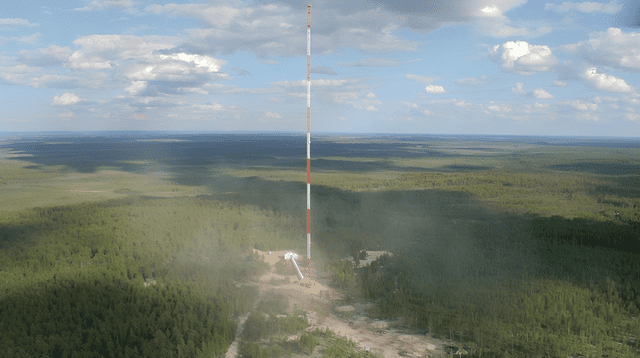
[{"xmin": 285, "ymin": 251, "xmax": 304, "ymax": 280}]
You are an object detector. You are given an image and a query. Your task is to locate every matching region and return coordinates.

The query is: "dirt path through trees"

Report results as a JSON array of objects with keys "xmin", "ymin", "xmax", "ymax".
[{"xmin": 224, "ymin": 249, "xmax": 449, "ymax": 357}]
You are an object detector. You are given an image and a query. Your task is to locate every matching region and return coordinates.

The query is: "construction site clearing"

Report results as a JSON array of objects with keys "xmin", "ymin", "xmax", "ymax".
[{"xmin": 229, "ymin": 249, "xmax": 466, "ymax": 358}]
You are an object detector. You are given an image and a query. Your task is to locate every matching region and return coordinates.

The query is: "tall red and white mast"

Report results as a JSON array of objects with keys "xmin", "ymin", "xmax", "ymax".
[{"xmin": 306, "ymin": 3, "xmax": 311, "ymax": 287}]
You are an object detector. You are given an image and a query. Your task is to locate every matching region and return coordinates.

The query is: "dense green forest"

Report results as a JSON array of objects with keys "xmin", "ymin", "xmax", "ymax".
[
  {"xmin": 1, "ymin": 137, "xmax": 640, "ymax": 357},
  {"xmin": 0, "ymin": 196, "xmax": 303, "ymax": 357}
]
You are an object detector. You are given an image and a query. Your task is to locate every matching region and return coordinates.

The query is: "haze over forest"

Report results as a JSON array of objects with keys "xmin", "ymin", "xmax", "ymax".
[{"xmin": 2, "ymin": 1, "xmax": 640, "ymax": 357}]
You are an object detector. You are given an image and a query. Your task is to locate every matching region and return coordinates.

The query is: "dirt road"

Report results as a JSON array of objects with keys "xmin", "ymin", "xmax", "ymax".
[{"xmin": 224, "ymin": 249, "xmax": 451, "ymax": 358}]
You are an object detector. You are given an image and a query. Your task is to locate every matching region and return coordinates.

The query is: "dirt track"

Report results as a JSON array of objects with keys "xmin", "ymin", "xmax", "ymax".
[{"xmin": 224, "ymin": 249, "xmax": 451, "ymax": 358}]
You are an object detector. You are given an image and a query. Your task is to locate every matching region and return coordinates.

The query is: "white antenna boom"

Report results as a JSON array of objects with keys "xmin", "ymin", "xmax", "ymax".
[{"xmin": 285, "ymin": 252, "xmax": 304, "ymax": 280}]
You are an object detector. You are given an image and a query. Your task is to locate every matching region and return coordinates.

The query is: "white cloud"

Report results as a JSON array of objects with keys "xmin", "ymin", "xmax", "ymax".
[
  {"xmin": 18, "ymin": 45, "xmax": 72, "ymax": 67},
  {"xmin": 553, "ymin": 80, "xmax": 567, "ymax": 87},
  {"xmin": 627, "ymin": 113, "xmax": 640, "ymax": 121},
  {"xmin": 488, "ymin": 104, "xmax": 512, "ymax": 112},
  {"xmin": 338, "ymin": 58, "xmax": 401, "ymax": 67},
  {"xmin": 562, "ymin": 28, "xmax": 640, "ymax": 72},
  {"xmin": 311, "ymin": 66, "xmax": 337, "ymax": 75},
  {"xmin": 577, "ymin": 112, "xmax": 600, "ymax": 121},
  {"xmin": 583, "ymin": 67, "xmax": 635, "ymax": 93},
  {"xmin": 192, "ymin": 103, "xmax": 224, "ymax": 111},
  {"xmin": 52, "ymin": 92, "xmax": 81, "ymax": 105},
  {"xmin": 366, "ymin": 92, "xmax": 376, "ymax": 98},
  {"xmin": 68, "ymin": 50, "xmax": 113, "ymax": 70},
  {"xmin": 406, "ymin": 74, "xmax": 438, "ymax": 83},
  {"xmin": 455, "ymin": 100, "xmax": 472, "ymax": 107},
  {"xmin": 545, "ymin": 2, "xmax": 622, "ymax": 14},
  {"xmin": 272, "ymin": 79, "xmax": 347, "ymax": 87},
  {"xmin": 0, "ymin": 18, "xmax": 38, "ymax": 27},
  {"xmin": 425, "ymin": 85, "xmax": 446, "ymax": 93},
  {"xmin": 339, "ymin": 116, "xmax": 346, "ymax": 121},
  {"xmin": 533, "ymin": 89, "xmax": 554, "ymax": 99},
  {"xmin": 474, "ymin": 2, "xmax": 552, "ymax": 38},
  {"xmin": 74, "ymin": 0, "xmax": 136, "ymax": 12},
  {"xmin": 489, "ymin": 41, "xmax": 557, "ymax": 74},
  {"xmin": 265, "ymin": 111, "xmax": 282, "ymax": 118},
  {"xmin": 423, "ymin": 109, "xmax": 431, "ymax": 115},
  {"xmin": 159, "ymin": 53, "xmax": 226, "ymax": 72},
  {"xmin": 125, "ymin": 81, "xmax": 147, "ymax": 95},
  {"xmin": 570, "ymin": 100, "xmax": 597, "ymax": 111},
  {"xmin": 328, "ymin": 92, "xmax": 358, "ymax": 103},
  {"xmin": 0, "ymin": 65, "xmax": 37, "ymax": 84},
  {"xmin": 512, "ymin": 82, "xmax": 525, "ymax": 94},
  {"xmin": 535, "ymin": 102, "xmax": 549, "ymax": 108},
  {"xmin": 512, "ymin": 83, "xmax": 554, "ymax": 98},
  {"xmin": 401, "ymin": 101, "xmax": 417, "ymax": 107},
  {"xmin": 456, "ymin": 75, "xmax": 489, "ymax": 86}
]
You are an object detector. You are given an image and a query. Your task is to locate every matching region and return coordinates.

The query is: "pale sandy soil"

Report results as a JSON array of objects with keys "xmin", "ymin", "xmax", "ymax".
[{"xmin": 224, "ymin": 249, "xmax": 452, "ymax": 358}]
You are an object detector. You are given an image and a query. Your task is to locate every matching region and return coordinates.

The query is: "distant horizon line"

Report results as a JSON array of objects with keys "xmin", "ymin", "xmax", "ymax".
[{"xmin": 1, "ymin": 130, "xmax": 640, "ymax": 140}]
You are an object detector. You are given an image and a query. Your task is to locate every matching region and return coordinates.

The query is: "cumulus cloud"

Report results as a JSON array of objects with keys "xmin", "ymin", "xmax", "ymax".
[
  {"xmin": 30, "ymin": 74, "xmax": 97, "ymax": 89},
  {"xmin": 338, "ymin": 58, "xmax": 401, "ymax": 67},
  {"xmin": 512, "ymin": 82, "xmax": 554, "ymax": 98},
  {"xmin": 74, "ymin": 0, "xmax": 136, "ymax": 12},
  {"xmin": 455, "ymin": 100, "xmax": 472, "ymax": 107},
  {"xmin": 583, "ymin": 67, "xmax": 635, "ymax": 93},
  {"xmin": 401, "ymin": 101, "xmax": 417, "ymax": 107},
  {"xmin": 0, "ymin": 18, "xmax": 38, "ymax": 27},
  {"xmin": 488, "ymin": 104, "xmax": 512, "ymax": 112},
  {"xmin": 627, "ymin": 113, "xmax": 640, "ymax": 121},
  {"xmin": 423, "ymin": 109, "xmax": 431, "ymax": 115},
  {"xmin": 147, "ymin": 2, "xmax": 421, "ymax": 58},
  {"xmin": 545, "ymin": 2, "xmax": 622, "ymax": 14},
  {"xmin": 456, "ymin": 75, "xmax": 489, "ymax": 86},
  {"xmin": 265, "ymin": 111, "xmax": 282, "ymax": 118},
  {"xmin": 159, "ymin": 53, "xmax": 225, "ymax": 72},
  {"xmin": 535, "ymin": 102, "xmax": 550, "ymax": 108},
  {"xmin": 406, "ymin": 74, "xmax": 438, "ymax": 83},
  {"xmin": 570, "ymin": 100, "xmax": 597, "ymax": 111},
  {"xmin": 512, "ymin": 82, "xmax": 526, "ymax": 94},
  {"xmin": 366, "ymin": 106, "xmax": 379, "ymax": 111},
  {"xmin": 311, "ymin": 66, "xmax": 337, "ymax": 75},
  {"xmin": 192, "ymin": 102, "xmax": 225, "ymax": 111},
  {"xmin": 533, "ymin": 89, "xmax": 555, "ymax": 99},
  {"xmin": 562, "ymin": 28, "xmax": 640, "ymax": 72},
  {"xmin": 18, "ymin": 45, "xmax": 72, "ymax": 67},
  {"xmin": 553, "ymin": 80, "xmax": 567, "ymax": 87},
  {"xmin": 577, "ymin": 112, "xmax": 600, "ymax": 121},
  {"xmin": 272, "ymin": 79, "xmax": 347, "ymax": 87},
  {"xmin": 328, "ymin": 91, "xmax": 358, "ymax": 103},
  {"xmin": 474, "ymin": 2, "xmax": 552, "ymax": 38},
  {"xmin": 0, "ymin": 65, "xmax": 39, "ymax": 85},
  {"xmin": 125, "ymin": 81, "xmax": 147, "ymax": 95},
  {"xmin": 425, "ymin": 85, "xmax": 446, "ymax": 93},
  {"xmin": 52, "ymin": 92, "xmax": 81, "ymax": 105},
  {"xmin": 489, "ymin": 41, "xmax": 557, "ymax": 74}
]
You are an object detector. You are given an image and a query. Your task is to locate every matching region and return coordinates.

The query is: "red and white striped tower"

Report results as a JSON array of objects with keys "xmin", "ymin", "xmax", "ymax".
[{"xmin": 306, "ymin": 3, "xmax": 311, "ymax": 288}]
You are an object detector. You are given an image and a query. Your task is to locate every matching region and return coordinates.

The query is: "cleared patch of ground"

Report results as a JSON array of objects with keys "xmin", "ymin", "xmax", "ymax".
[{"xmin": 226, "ymin": 249, "xmax": 452, "ymax": 357}]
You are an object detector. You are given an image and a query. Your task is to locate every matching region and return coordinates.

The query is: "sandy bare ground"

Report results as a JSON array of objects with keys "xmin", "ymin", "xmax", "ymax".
[{"xmin": 224, "ymin": 249, "xmax": 451, "ymax": 358}]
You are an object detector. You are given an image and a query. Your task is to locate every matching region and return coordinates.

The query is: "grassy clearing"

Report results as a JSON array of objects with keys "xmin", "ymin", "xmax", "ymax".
[{"xmin": 0, "ymin": 159, "xmax": 211, "ymax": 212}]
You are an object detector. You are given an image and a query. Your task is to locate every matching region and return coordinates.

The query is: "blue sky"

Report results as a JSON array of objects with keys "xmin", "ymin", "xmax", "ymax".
[{"xmin": 1, "ymin": 0, "xmax": 640, "ymax": 136}]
